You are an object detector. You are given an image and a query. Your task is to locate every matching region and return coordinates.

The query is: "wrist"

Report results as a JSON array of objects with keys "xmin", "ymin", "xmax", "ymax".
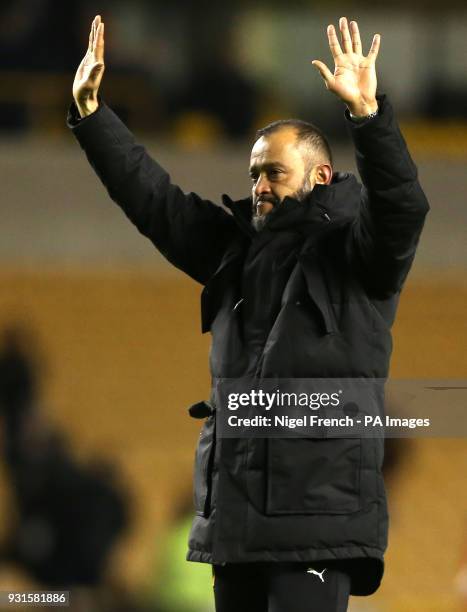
[
  {"xmin": 75, "ymin": 95, "xmax": 99, "ymax": 118},
  {"xmin": 347, "ymin": 99, "xmax": 379, "ymax": 119}
]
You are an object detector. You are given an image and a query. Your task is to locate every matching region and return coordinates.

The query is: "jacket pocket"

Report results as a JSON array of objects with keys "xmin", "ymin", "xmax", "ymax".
[
  {"xmin": 266, "ymin": 437, "xmax": 361, "ymax": 515},
  {"xmin": 193, "ymin": 415, "xmax": 215, "ymax": 517},
  {"xmin": 298, "ymin": 255, "xmax": 339, "ymax": 335}
]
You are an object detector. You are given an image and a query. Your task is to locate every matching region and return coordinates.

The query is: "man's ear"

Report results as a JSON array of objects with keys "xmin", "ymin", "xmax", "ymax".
[{"xmin": 313, "ymin": 164, "xmax": 333, "ymax": 185}]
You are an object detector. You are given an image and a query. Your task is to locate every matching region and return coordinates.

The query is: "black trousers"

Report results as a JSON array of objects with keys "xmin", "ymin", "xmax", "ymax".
[{"xmin": 213, "ymin": 562, "xmax": 351, "ymax": 612}]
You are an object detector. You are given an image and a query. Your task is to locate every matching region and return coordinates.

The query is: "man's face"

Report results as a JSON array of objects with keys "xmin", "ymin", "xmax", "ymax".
[{"xmin": 249, "ymin": 128, "xmax": 318, "ymax": 231}]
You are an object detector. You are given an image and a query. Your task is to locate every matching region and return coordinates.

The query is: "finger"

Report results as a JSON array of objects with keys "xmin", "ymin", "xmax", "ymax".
[
  {"xmin": 339, "ymin": 17, "xmax": 353, "ymax": 54},
  {"xmin": 90, "ymin": 17, "xmax": 96, "ymax": 51},
  {"xmin": 327, "ymin": 24, "xmax": 343, "ymax": 59},
  {"xmin": 92, "ymin": 15, "xmax": 101, "ymax": 52},
  {"xmin": 94, "ymin": 14, "xmax": 101, "ymax": 34},
  {"xmin": 311, "ymin": 60, "xmax": 335, "ymax": 88},
  {"xmin": 95, "ymin": 22, "xmax": 105, "ymax": 63},
  {"xmin": 88, "ymin": 19, "xmax": 94, "ymax": 52},
  {"xmin": 366, "ymin": 33, "xmax": 381, "ymax": 62},
  {"xmin": 349, "ymin": 20, "xmax": 362, "ymax": 55}
]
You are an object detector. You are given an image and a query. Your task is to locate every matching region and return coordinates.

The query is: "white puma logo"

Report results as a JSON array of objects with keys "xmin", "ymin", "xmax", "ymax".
[{"xmin": 307, "ymin": 568, "xmax": 326, "ymax": 582}]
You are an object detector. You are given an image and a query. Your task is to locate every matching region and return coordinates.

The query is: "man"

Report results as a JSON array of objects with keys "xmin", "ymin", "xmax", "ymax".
[{"xmin": 69, "ymin": 15, "xmax": 429, "ymax": 612}]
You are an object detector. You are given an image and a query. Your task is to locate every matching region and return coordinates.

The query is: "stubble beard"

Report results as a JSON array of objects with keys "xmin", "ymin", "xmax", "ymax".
[{"xmin": 251, "ymin": 176, "xmax": 313, "ymax": 232}]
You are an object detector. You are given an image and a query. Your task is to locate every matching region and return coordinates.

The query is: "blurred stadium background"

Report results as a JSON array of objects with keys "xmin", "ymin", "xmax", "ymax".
[{"xmin": 0, "ymin": 1, "xmax": 466, "ymax": 611}]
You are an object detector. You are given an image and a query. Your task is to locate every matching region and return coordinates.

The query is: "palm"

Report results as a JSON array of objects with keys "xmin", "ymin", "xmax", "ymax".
[
  {"xmin": 312, "ymin": 18, "xmax": 380, "ymax": 110},
  {"xmin": 332, "ymin": 54, "xmax": 376, "ymax": 104},
  {"xmin": 72, "ymin": 16, "xmax": 105, "ymax": 106},
  {"xmin": 73, "ymin": 54, "xmax": 101, "ymax": 101}
]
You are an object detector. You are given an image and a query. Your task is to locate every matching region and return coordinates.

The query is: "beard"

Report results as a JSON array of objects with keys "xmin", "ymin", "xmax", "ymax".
[
  {"xmin": 251, "ymin": 195, "xmax": 279, "ymax": 231},
  {"xmin": 251, "ymin": 176, "xmax": 313, "ymax": 232},
  {"xmin": 291, "ymin": 175, "xmax": 313, "ymax": 202}
]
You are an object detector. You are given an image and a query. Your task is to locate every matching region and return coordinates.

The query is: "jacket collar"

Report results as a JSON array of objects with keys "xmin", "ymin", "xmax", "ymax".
[{"xmin": 222, "ymin": 172, "xmax": 361, "ymax": 238}]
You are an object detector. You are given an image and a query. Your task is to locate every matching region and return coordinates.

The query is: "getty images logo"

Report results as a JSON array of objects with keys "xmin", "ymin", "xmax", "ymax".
[{"xmin": 307, "ymin": 568, "xmax": 326, "ymax": 582}]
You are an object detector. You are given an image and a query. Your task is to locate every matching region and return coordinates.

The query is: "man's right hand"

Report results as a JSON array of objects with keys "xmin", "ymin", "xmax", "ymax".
[{"xmin": 73, "ymin": 15, "xmax": 105, "ymax": 118}]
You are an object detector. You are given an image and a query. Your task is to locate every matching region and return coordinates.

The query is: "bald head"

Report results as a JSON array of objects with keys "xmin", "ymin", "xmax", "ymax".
[{"xmin": 255, "ymin": 118, "xmax": 333, "ymax": 170}]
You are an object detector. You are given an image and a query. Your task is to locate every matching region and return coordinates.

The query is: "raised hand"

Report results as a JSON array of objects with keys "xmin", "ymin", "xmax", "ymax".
[
  {"xmin": 312, "ymin": 17, "xmax": 380, "ymax": 118},
  {"xmin": 73, "ymin": 15, "xmax": 105, "ymax": 118}
]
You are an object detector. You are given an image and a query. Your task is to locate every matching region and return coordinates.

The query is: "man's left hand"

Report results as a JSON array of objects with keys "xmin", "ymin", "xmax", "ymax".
[{"xmin": 312, "ymin": 17, "xmax": 380, "ymax": 118}]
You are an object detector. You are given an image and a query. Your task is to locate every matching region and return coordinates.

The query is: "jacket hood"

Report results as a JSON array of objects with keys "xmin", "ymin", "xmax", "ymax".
[{"xmin": 222, "ymin": 172, "xmax": 362, "ymax": 237}]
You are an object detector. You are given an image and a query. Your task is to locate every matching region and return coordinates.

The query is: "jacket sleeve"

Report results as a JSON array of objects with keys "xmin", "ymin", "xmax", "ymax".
[
  {"xmin": 346, "ymin": 93, "xmax": 430, "ymax": 297},
  {"xmin": 67, "ymin": 102, "xmax": 236, "ymax": 285}
]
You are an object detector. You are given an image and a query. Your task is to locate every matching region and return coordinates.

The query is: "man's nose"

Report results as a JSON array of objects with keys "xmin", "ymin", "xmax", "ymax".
[{"xmin": 254, "ymin": 175, "xmax": 272, "ymax": 196}]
